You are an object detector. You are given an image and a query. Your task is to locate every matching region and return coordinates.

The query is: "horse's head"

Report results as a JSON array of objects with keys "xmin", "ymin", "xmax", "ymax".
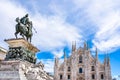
[{"xmin": 15, "ymin": 17, "xmax": 20, "ymax": 23}]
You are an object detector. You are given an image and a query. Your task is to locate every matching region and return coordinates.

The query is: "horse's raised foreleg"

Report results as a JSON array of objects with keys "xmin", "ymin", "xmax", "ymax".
[{"xmin": 14, "ymin": 32, "xmax": 18, "ymax": 39}]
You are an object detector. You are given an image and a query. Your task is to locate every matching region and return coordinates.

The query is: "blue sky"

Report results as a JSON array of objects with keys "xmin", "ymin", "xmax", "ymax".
[{"xmin": 0, "ymin": 0, "xmax": 120, "ymax": 79}]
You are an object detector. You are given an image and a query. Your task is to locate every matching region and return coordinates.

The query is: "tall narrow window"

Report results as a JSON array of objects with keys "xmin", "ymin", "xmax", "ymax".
[
  {"xmin": 79, "ymin": 56, "xmax": 82, "ymax": 63},
  {"xmin": 68, "ymin": 75, "xmax": 70, "ymax": 79},
  {"xmin": 79, "ymin": 68, "xmax": 82, "ymax": 73},
  {"xmin": 92, "ymin": 74, "xmax": 95, "ymax": 79},
  {"xmin": 68, "ymin": 67, "xmax": 70, "ymax": 71},
  {"xmin": 91, "ymin": 66, "xmax": 95, "ymax": 71},
  {"xmin": 60, "ymin": 75, "xmax": 62, "ymax": 79},
  {"xmin": 101, "ymin": 74, "xmax": 104, "ymax": 79}
]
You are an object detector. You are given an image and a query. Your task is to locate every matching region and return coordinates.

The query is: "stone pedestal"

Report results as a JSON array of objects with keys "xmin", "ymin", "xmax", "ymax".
[
  {"xmin": 0, "ymin": 60, "xmax": 53, "ymax": 80},
  {"xmin": 0, "ymin": 60, "xmax": 27, "ymax": 80},
  {"xmin": 0, "ymin": 38, "xmax": 53, "ymax": 80},
  {"xmin": 0, "ymin": 47, "xmax": 7, "ymax": 60},
  {"xmin": 4, "ymin": 38, "xmax": 39, "ymax": 64}
]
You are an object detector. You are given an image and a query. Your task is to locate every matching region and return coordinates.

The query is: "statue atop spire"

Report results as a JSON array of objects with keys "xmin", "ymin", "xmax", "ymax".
[
  {"xmin": 72, "ymin": 41, "xmax": 76, "ymax": 52},
  {"xmin": 64, "ymin": 49, "xmax": 67, "ymax": 61},
  {"xmin": 95, "ymin": 47, "xmax": 98, "ymax": 60},
  {"xmin": 104, "ymin": 52, "xmax": 110, "ymax": 66},
  {"xmin": 84, "ymin": 41, "xmax": 88, "ymax": 50}
]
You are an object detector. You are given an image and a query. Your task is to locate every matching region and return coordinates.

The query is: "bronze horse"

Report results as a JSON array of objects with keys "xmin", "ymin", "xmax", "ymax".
[{"xmin": 14, "ymin": 17, "xmax": 33, "ymax": 42}]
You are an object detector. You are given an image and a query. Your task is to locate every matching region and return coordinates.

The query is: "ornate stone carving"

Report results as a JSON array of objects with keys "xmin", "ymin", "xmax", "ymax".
[
  {"xmin": 54, "ymin": 42, "xmax": 112, "ymax": 80},
  {"xmin": 5, "ymin": 47, "xmax": 36, "ymax": 64},
  {"xmin": 4, "ymin": 38, "xmax": 39, "ymax": 64}
]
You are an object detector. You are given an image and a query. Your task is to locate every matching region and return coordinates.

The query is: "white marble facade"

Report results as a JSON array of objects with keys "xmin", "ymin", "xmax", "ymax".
[
  {"xmin": 0, "ymin": 46, "xmax": 7, "ymax": 60},
  {"xmin": 54, "ymin": 42, "xmax": 112, "ymax": 80}
]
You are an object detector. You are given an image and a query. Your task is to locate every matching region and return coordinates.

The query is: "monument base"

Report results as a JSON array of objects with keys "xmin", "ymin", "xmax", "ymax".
[
  {"xmin": 0, "ymin": 60, "xmax": 27, "ymax": 80},
  {"xmin": 0, "ymin": 60, "xmax": 53, "ymax": 80},
  {"xmin": 4, "ymin": 38, "xmax": 39, "ymax": 64},
  {"xmin": 1, "ymin": 38, "xmax": 53, "ymax": 80}
]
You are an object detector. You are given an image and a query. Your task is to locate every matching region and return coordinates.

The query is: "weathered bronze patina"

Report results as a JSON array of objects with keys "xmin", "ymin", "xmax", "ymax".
[{"xmin": 14, "ymin": 14, "xmax": 33, "ymax": 42}]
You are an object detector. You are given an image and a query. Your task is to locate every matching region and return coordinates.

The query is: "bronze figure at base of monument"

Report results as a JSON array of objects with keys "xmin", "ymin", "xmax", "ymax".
[{"xmin": 4, "ymin": 38, "xmax": 39, "ymax": 64}]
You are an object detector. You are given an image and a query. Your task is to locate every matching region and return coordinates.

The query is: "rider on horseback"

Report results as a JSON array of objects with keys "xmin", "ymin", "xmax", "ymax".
[
  {"xmin": 20, "ymin": 14, "xmax": 29, "ymax": 25},
  {"xmin": 15, "ymin": 14, "xmax": 33, "ymax": 42},
  {"xmin": 20, "ymin": 14, "xmax": 30, "ymax": 34}
]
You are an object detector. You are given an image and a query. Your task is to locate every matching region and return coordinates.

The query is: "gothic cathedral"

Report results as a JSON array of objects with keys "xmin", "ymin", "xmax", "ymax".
[{"xmin": 54, "ymin": 42, "xmax": 112, "ymax": 80}]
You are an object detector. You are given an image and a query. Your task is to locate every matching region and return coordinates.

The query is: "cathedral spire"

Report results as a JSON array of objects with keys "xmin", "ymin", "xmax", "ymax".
[
  {"xmin": 84, "ymin": 41, "xmax": 87, "ymax": 50},
  {"xmin": 55, "ymin": 56, "xmax": 59, "ymax": 66},
  {"xmin": 104, "ymin": 51, "xmax": 110, "ymax": 66},
  {"xmin": 95, "ymin": 47, "xmax": 98, "ymax": 60},
  {"xmin": 95, "ymin": 47, "xmax": 99, "ymax": 80},
  {"xmin": 104, "ymin": 52, "xmax": 107, "ymax": 65},
  {"xmin": 63, "ymin": 49, "xmax": 67, "ymax": 62},
  {"xmin": 107, "ymin": 56, "xmax": 110, "ymax": 66},
  {"xmin": 54, "ymin": 56, "xmax": 59, "ymax": 80},
  {"xmin": 104, "ymin": 52, "xmax": 112, "ymax": 80},
  {"xmin": 63, "ymin": 50, "xmax": 67, "ymax": 80},
  {"xmin": 72, "ymin": 41, "xmax": 76, "ymax": 52},
  {"xmin": 87, "ymin": 42, "xmax": 89, "ymax": 50},
  {"xmin": 107, "ymin": 53, "xmax": 110, "ymax": 66}
]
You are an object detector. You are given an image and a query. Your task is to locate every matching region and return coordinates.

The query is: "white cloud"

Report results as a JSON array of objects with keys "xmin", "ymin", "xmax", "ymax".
[
  {"xmin": 39, "ymin": 59, "xmax": 54, "ymax": 74},
  {"xmin": 37, "ymin": 58, "xmax": 64, "ymax": 74},
  {"xmin": 72, "ymin": 0, "xmax": 120, "ymax": 52},
  {"xmin": 91, "ymin": 11, "xmax": 120, "ymax": 52},
  {"xmin": 52, "ymin": 49, "xmax": 64, "ymax": 58},
  {"xmin": 89, "ymin": 2, "xmax": 120, "ymax": 52},
  {"xmin": 31, "ymin": 14, "xmax": 81, "ymax": 51},
  {"xmin": 0, "ymin": 0, "xmax": 81, "ymax": 74},
  {"xmin": 0, "ymin": 0, "xmax": 81, "ymax": 51},
  {"xmin": 1, "ymin": 0, "xmax": 120, "ymax": 75},
  {"xmin": 113, "ymin": 75, "xmax": 120, "ymax": 80},
  {"xmin": 0, "ymin": 0, "xmax": 27, "ymax": 48}
]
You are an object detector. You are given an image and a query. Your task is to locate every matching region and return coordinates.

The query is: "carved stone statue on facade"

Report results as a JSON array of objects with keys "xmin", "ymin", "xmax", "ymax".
[{"xmin": 14, "ymin": 14, "xmax": 33, "ymax": 42}]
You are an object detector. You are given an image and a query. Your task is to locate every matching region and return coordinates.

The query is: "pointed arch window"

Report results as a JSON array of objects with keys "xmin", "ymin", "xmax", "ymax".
[
  {"xmin": 68, "ymin": 75, "xmax": 70, "ymax": 79},
  {"xmin": 92, "ymin": 74, "xmax": 95, "ymax": 79},
  {"xmin": 68, "ymin": 67, "xmax": 71, "ymax": 71},
  {"xmin": 79, "ymin": 56, "xmax": 82, "ymax": 63},
  {"xmin": 79, "ymin": 68, "xmax": 82, "ymax": 73},
  {"xmin": 101, "ymin": 74, "xmax": 104, "ymax": 79},
  {"xmin": 91, "ymin": 66, "xmax": 95, "ymax": 71},
  {"xmin": 60, "ymin": 75, "xmax": 62, "ymax": 79}
]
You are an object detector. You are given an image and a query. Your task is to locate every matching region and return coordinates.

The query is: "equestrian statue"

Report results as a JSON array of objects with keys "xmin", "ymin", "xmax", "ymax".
[{"xmin": 15, "ymin": 14, "xmax": 33, "ymax": 42}]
